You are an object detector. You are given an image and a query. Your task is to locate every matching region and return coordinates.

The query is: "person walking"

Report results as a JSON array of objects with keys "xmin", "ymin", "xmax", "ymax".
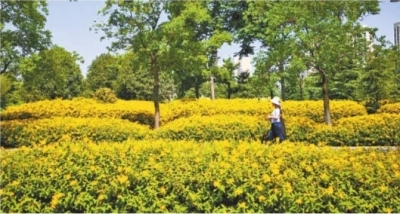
[{"xmin": 263, "ymin": 96, "xmax": 286, "ymax": 143}]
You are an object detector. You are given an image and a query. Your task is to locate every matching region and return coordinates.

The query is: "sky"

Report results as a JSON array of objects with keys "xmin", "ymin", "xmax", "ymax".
[{"xmin": 45, "ymin": 1, "xmax": 400, "ymax": 77}]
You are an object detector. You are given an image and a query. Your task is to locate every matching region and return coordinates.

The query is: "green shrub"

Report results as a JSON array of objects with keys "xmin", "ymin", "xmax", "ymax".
[{"xmin": 93, "ymin": 87, "xmax": 117, "ymax": 103}]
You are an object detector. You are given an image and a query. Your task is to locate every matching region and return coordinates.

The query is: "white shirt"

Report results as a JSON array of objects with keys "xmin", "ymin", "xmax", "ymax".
[{"xmin": 270, "ymin": 108, "xmax": 280, "ymax": 123}]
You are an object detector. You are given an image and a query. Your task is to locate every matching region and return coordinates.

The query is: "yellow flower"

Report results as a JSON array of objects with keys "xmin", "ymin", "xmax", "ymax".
[
  {"xmin": 380, "ymin": 186, "xmax": 388, "ymax": 193},
  {"xmin": 160, "ymin": 187, "xmax": 166, "ymax": 195},
  {"xmin": 227, "ymin": 178, "xmax": 234, "ymax": 185},
  {"xmin": 213, "ymin": 180, "xmax": 221, "ymax": 188},
  {"xmin": 262, "ymin": 174, "xmax": 271, "ymax": 183},
  {"xmin": 70, "ymin": 180, "xmax": 77, "ymax": 186},
  {"xmin": 326, "ymin": 186, "xmax": 334, "ymax": 195},
  {"xmin": 296, "ymin": 198, "xmax": 302, "ymax": 204},
  {"xmin": 320, "ymin": 173, "xmax": 329, "ymax": 181},
  {"xmin": 98, "ymin": 194, "xmax": 105, "ymax": 201},
  {"xmin": 238, "ymin": 202, "xmax": 246, "ymax": 209},
  {"xmin": 50, "ymin": 193, "xmax": 63, "ymax": 209},
  {"xmin": 117, "ymin": 174, "xmax": 128, "ymax": 184},
  {"xmin": 234, "ymin": 188, "xmax": 243, "ymax": 196}
]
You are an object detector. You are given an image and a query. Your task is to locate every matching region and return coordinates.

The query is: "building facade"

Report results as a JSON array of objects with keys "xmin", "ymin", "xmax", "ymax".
[{"xmin": 395, "ymin": 22, "xmax": 400, "ymax": 46}]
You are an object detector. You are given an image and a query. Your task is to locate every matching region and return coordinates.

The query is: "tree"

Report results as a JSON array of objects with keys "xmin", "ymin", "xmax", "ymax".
[
  {"xmin": 245, "ymin": 1, "xmax": 379, "ymax": 125},
  {"xmin": 86, "ymin": 53, "xmax": 120, "ymax": 92},
  {"xmin": 19, "ymin": 45, "xmax": 84, "ymax": 101},
  {"xmin": 0, "ymin": 0, "xmax": 52, "ymax": 74},
  {"xmin": 94, "ymin": 0, "xmax": 224, "ymax": 129},
  {"xmin": 168, "ymin": 1, "xmax": 232, "ymax": 99},
  {"xmin": 213, "ymin": 58, "xmax": 238, "ymax": 99},
  {"xmin": 360, "ymin": 37, "xmax": 400, "ymax": 112}
]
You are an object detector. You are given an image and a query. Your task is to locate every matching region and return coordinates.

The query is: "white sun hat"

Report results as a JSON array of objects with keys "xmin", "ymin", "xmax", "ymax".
[{"xmin": 271, "ymin": 96, "xmax": 281, "ymax": 106}]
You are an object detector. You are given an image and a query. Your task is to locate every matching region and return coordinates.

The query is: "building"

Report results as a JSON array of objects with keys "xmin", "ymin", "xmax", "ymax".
[
  {"xmin": 362, "ymin": 26, "xmax": 374, "ymax": 52},
  {"xmin": 395, "ymin": 22, "xmax": 400, "ymax": 46},
  {"xmin": 232, "ymin": 56, "xmax": 253, "ymax": 77}
]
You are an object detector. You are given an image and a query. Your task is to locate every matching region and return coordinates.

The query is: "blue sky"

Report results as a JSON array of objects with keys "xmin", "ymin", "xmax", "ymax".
[{"xmin": 45, "ymin": 1, "xmax": 400, "ymax": 77}]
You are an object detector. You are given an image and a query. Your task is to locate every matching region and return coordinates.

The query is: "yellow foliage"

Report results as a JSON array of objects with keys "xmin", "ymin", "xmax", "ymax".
[{"xmin": 1, "ymin": 140, "xmax": 399, "ymax": 212}]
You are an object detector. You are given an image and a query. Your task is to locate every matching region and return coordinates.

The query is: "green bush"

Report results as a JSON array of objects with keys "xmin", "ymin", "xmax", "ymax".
[{"xmin": 93, "ymin": 87, "xmax": 117, "ymax": 103}]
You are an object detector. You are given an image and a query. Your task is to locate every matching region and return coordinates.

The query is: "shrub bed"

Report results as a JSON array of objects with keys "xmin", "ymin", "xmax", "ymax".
[
  {"xmin": 153, "ymin": 114, "xmax": 319, "ymax": 143},
  {"xmin": 0, "ymin": 117, "xmax": 151, "ymax": 148},
  {"xmin": 162, "ymin": 99, "xmax": 367, "ymax": 124},
  {"xmin": 0, "ymin": 98, "xmax": 155, "ymax": 127},
  {"xmin": 308, "ymin": 114, "xmax": 400, "ymax": 146},
  {"xmin": 1, "ymin": 141, "xmax": 399, "ymax": 213},
  {"xmin": 377, "ymin": 103, "xmax": 400, "ymax": 114}
]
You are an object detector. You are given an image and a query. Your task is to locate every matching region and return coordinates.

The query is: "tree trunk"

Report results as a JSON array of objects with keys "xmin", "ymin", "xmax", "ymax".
[
  {"xmin": 321, "ymin": 71, "xmax": 332, "ymax": 125},
  {"xmin": 227, "ymin": 82, "xmax": 231, "ymax": 99},
  {"xmin": 210, "ymin": 76, "xmax": 215, "ymax": 100},
  {"xmin": 151, "ymin": 55, "xmax": 160, "ymax": 129},
  {"xmin": 194, "ymin": 82, "xmax": 200, "ymax": 99},
  {"xmin": 279, "ymin": 64, "xmax": 286, "ymax": 100}
]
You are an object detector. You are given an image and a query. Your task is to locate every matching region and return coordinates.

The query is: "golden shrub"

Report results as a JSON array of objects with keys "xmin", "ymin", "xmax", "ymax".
[
  {"xmin": 0, "ymin": 117, "xmax": 151, "ymax": 147},
  {"xmin": 162, "ymin": 99, "xmax": 367, "ymax": 124},
  {"xmin": 0, "ymin": 98, "xmax": 155, "ymax": 126},
  {"xmin": 1, "ymin": 141, "xmax": 399, "ymax": 213},
  {"xmin": 153, "ymin": 114, "xmax": 317, "ymax": 143},
  {"xmin": 308, "ymin": 113, "xmax": 400, "ymax": 146},
  {"xmin": 377, "ymin": 103, "xmax": 400, "ymax": 114}
]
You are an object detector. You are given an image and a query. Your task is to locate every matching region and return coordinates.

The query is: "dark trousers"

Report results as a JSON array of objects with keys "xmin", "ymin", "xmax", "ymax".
[{"xmin": 267, "ymin": 122, "xmax": 285, "ymax": 143}]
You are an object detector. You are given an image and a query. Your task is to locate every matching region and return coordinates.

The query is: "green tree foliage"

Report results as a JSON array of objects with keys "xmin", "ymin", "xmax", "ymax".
[
  {"xmin": 86, "ymin": 53, "xmax": 119, "ymax": 92},
  {"xmin": 168, "ymin": 1, "xmax": 232, "ymax": 99},
  {"xmin": 94, "ymin": 0, "xmax": 229, "ymax": 128},
  {"xmin": 243, "ymin": 0, "xmax": 379, "ymax": 125},
  {"xmin": 0, "ymin": 74, "xmax": 24, "ymax": 109},
  {"xmin": 0, "ymin": 0, "xmax": 52, "ymax": 74},
  {"xmin": 360, "ymin": 38, "xmax": 400, "ymax": 113},
  {"xmin": 19, "ymin": 45, "xmax": 84, "ymax": 101}
]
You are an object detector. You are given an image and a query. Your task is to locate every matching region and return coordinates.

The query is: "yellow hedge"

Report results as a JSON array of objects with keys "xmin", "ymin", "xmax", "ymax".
[
  {"xmin": 1, "ymin": 141, "xmax": 399, "ymax": 213},
  {"xmin": 0, "ymin": 98, "xmax": 155, "ymax": 127},
  {"xmin": 0, "ymin": 98, "xmax": 367, "ymax": 126},
  {"xmin": 162, "ymin": 99, "xmax": 367, "ymax": 124},
  {"xmin": 377, "ymin": 103, "xmax": 400, "ymax": 114},
  {"xmin": 308, "ymin": 114, "xmax": 400, "ymax": 146},
  {"xmin": 0, "ymin": 117, "xmax": 151, "ymax": 147},
  {"xmin": 153, "ymin": 114, "xmax": 317, "ymax": 143}
]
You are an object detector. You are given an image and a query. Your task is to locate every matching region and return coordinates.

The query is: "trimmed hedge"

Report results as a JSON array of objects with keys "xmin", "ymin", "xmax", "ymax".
[
  {"xmin": 308, "ymin": 113, "xmax": 400, "ymax": 146},
  {"xmin": 162, "ymin": 99, "xmax": 367, "ymax": 124},
  {"xmin": 1, "ymin": 98, "xmax": 367, "ymax": 126},
  {"xmin": 1, "ymin": 141, "xmax": 399, "ymax": 213},
  {"xmin": 0, "ymin": 117, "xmax": 151, "ymax": 148},
  {"xmin": 377, "ymin": 103, "xmax": 400, "ymax": 114},
  {"xmin": 0, "ymin": 98, "xmax": 155, "ymax": 127},
  {"xmin": 154, "ymin": 114, "xmax": 399, "ymax": 146},
  {"xmin": 152, "ymin": 114, "xmax": 317, "ymax": 142}
]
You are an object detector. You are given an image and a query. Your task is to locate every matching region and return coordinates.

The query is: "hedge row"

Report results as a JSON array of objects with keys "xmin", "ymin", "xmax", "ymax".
[
  {"xmin": 307, "ymin": 113, "xmax": 400, "ymax": 146},
  {"xmin": 2, "ymin": 113, "xmax": 398, "ymax": 148},
  {"xmin": 153, "ymin": 113, "xmax": 399, "ymax": 146},
  {"xmin": 1, "ymin": 141, "xmax": 399, "ymax": 213},
  {"xmin": 152, "ymin": 115, "xmax": 316, "ymax": 143},
  {"xmin": 0, "ymin": 117, "xmax": 151, "ymax": 148},
  {"xmin": 0, "ymin": 98, "xmax": 155, "ymax": 127},
  {"xmin": 162, "ymin": 99, "xmax": 367, "ymax": 124},
  {"xmin": 377, "ymin": 103, "xmax": 400, "ymax": 114},
  {"xmin": 0, "ymin": 98, "xmax": 367, "ymax": 125}
]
